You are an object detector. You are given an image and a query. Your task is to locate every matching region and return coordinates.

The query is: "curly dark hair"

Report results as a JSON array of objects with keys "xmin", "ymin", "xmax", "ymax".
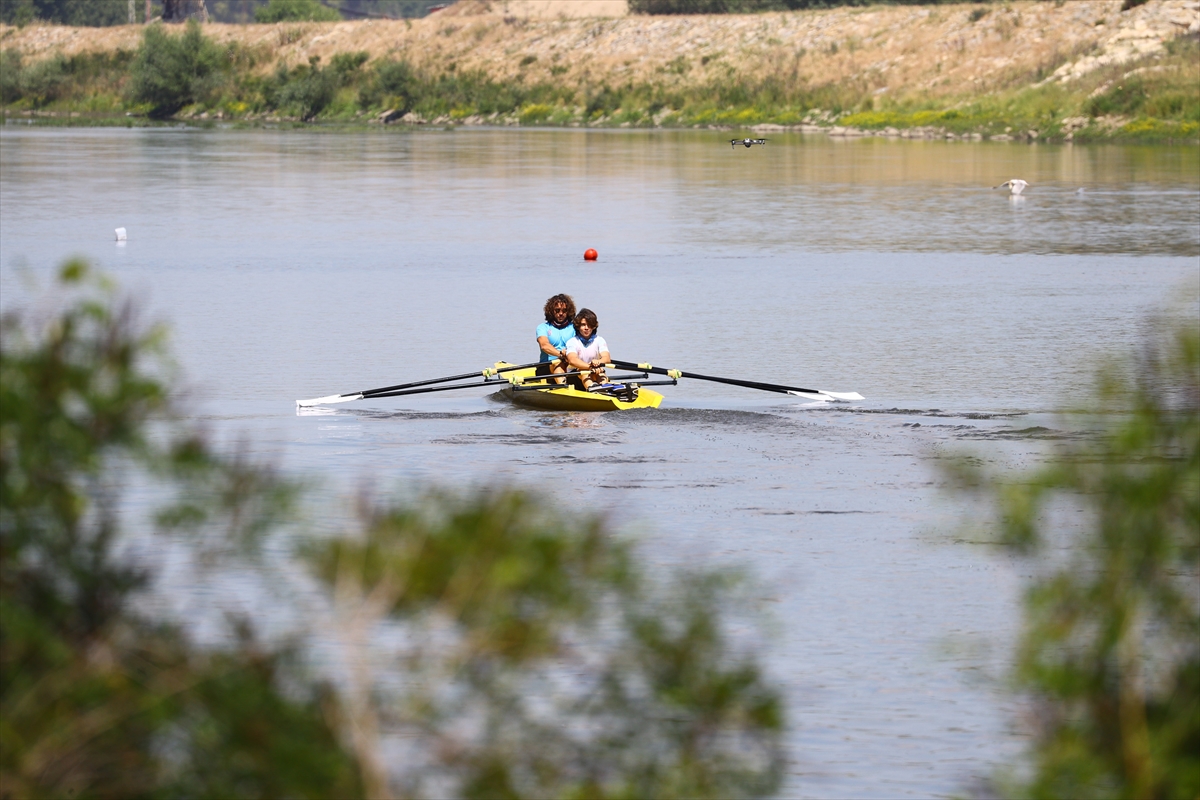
[
  {"xmin": 574, "ymin": 308, "xmax": 598, "ymax": 334},
  {"xmin": 543, "ymin": 294, "xmax": 576, "ymax": 324}
]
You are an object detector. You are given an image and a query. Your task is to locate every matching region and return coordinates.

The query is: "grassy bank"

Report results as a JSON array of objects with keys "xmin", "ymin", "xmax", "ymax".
[
  {"xmin": 2, "ymin": 5, "xmax": 1197, "ymax": 142},
  {"xmin": 836, "ymin": 35, "xmax": 1200, "ymax": 143}
]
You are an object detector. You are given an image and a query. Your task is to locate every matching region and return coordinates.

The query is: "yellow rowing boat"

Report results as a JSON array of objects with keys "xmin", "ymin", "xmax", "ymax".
[{"xmin": 494, "ymin": 362, "xmax": 664, "ymax": 412}]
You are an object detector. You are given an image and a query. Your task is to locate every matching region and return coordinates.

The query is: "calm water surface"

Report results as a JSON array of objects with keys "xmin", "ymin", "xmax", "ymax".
[{"xmin": 2, "ymin": 127, "xmax": 1198, "ymax": 798}]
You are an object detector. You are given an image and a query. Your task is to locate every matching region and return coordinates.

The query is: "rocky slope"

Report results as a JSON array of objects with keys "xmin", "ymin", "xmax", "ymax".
[
  {"xmin": 3, "ymin": 1, "xmax": 1196, "ymax": 96},
  {"xmin": 1, "ymin": 0, "xmax": 1196, "ymax": 138}
]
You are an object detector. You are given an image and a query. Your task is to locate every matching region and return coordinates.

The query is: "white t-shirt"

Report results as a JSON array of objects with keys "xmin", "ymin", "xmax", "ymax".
[{"xmin": 566, "ymin": 334, "xmax": 608, "ymax": 365}]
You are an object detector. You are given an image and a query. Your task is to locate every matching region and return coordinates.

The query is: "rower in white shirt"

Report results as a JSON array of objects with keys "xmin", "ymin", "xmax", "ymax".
[{"xmin": 563, "ymin": 308, "xmax": 610, "ymax": 391}]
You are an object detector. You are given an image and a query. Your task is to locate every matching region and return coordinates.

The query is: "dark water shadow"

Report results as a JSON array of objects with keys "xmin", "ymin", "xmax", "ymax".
[
  {"xmin": 808, "ymin": 407, "xmax": 1031, "ymax": 420},
  {"xmin": 618, "ymin": 406, "xmax": 799, "ymax": 431},
  {"xmin": 952, "ymin": 425, "xmax": 1093, "ymax": 441}
]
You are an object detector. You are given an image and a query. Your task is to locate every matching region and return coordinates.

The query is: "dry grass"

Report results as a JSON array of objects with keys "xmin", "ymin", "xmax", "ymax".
[
  {"xmin": 2, "ymin": 0, "xmax": 1195, "ymax": 104},
  {"xmin": 1, "ymin": 0, "xmax": 1196, "ymax": 141}
]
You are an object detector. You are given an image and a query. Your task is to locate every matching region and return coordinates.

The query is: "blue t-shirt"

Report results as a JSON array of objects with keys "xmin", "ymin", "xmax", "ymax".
[{"xmin": 536, "ymin": 321, "xmax": 575, "ymax": 362}]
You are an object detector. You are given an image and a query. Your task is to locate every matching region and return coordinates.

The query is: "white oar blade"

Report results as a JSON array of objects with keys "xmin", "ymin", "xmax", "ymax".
[
  {"xmin": 296, "ymin": 392, "xmax": 364, "ymax": 408},
  {"xmin": 818, "ymin": 390, "xmax": 864, "ymax": 401},
  {"xmin": 787, "ymin": 390, "xmax": 836, "ymax": 402},
  {"xmin": 786, "ymin": 389, "xmax": 864, "ymax": 402}
]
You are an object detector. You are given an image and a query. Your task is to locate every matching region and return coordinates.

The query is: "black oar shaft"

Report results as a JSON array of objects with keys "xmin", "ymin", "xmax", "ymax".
[
  {"xmin": 608, "ymin": 360, "xmax": 821, "ymax": 396},
  {"xmin": 366, "ymin": 364, "xmax": 619, "ymax": 399},
  {"xmin": 364, "ymin": 381, "xmax": 500, "ymax": 399},
  {"xmin": 358, "ymin": 360, "xmax": 547, "ymax": 398}
]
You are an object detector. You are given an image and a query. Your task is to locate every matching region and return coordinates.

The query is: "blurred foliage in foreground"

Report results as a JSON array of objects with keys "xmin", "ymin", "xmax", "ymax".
[
  {"xmin": 0, "ymin": 262, "xmax": 784, "ymax": 798},
  {"xmin": 0, "ymin": 262, "xmax": 363, "ymax": 798},
  {"xmin": 952, "ymin": 316, "xmax": 1200, "ymax": 798}
]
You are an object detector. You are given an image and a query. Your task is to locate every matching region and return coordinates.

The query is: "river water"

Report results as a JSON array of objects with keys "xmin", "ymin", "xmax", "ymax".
[{"xmin": 2, "ymin": 127, "xmax": 1197, "ymax": 798}]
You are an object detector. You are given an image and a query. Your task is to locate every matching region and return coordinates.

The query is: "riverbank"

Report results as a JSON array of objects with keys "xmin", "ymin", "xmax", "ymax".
[{"xmin": 2, "ymin": 0, "xmax": 1197, "ymax": 142}]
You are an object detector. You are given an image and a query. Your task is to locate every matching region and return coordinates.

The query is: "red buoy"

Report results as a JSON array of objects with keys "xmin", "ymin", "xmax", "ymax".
[{"xmin": 584, "ymin": 248, "xmax": 598, "ymax": 261}]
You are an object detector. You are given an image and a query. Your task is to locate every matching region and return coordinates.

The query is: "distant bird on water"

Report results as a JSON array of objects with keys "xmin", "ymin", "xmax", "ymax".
[{"xmin": 994, "ymin": 179, "xmax": 1029, "ymax": 195}]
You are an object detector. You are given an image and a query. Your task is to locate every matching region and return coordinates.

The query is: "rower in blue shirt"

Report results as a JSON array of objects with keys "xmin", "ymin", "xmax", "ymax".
[{"xmin": 536, "ymin": 293, "xmax": 575, "ymax": 384}]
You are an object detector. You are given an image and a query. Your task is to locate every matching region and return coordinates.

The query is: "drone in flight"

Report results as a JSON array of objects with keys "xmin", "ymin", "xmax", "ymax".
[{"xmin": 730, "ymin": 138, "xmax": 768, "ymax": 149}]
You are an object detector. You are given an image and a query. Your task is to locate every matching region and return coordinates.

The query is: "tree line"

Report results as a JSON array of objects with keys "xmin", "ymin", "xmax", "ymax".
[
  {"xmin": 12, "ymin": 0, "xmax": 1139, "ymax": 27},
  {"xmin": 0, "ymin": 0, "xmax": 447, "ymax": 26},
  {"xmin": 629, "ymin": 0, "xmax": 998, "ymax": 12}
]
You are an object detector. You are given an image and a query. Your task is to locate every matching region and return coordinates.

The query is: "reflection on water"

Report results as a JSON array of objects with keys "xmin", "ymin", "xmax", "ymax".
[
  {"xmin": 1, "ymin": 127, "xmax": 1198, "ymax": 799},
  {"xmin": 532, "ymin": 412, "xmax": 612, "ymax": 429},
  {"xmin": 1, "ymin": 128, "xmax": 1198, "ymax": 262}
]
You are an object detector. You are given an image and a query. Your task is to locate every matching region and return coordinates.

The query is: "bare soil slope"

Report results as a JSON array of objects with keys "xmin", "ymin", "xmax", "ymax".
[{"xmin": 2, "ymin": 1, "xmax": 1196, "ymax": 115}]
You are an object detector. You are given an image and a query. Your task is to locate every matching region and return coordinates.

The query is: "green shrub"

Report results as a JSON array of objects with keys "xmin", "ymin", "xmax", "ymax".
[
  {"xmin": 1, "ymin": 0, "xmax": 35, "ymax": 26},
  {"xmin": 361, "ymin": 62, "xmax": 537, "ymax": 119},
  {"xmin": 1087, "ymin": 78, "xmax": 1148, "ymax": 117},
  {"xmin": 0, "ymin": 0, "xmax": 129, "ymax": 26},
  {"xmin": 952, "ymin": 317, "xmax": 1200, "ymax": 799},
  {"xmin": 359, "ymin": 58, "xmax": 416, "ymax": 110},
  {"xmin": 1115, "ymin": 117, "xmax": 1199, "ymax": 141},
  {"xmin": 519, "ymin": 102, "xmax": 553, "ymax": 123},
  {"xmin": 839, "ymin": 108, "xmax": 967, "ymax": 129},
  {"xmin": 329, "ymin": 49, "xmax": 369, "ymax": 80},
  {"xmin": 1144, "ymin": 90, "xmax": 1200, "ymax": 121},
  {"xmin": 18, "ymin": 53, "xmax": 70, "ymax": 106},
  {"xmin": 128, "ymin": 20, "xmax": 226, "ymax": 118},
  {"xmin": 254, "ymin": 0, "xmax": 341, "ymax": 22},
  {"xmin": 276, "ymin": 56, "xmax": 338, "ymax": 120},
  {"xmin": 585, "ymin": 85, "xmax": 623, "ymax": 117},
  {"xmin": 1, "ymin": 49, "xmax": 135, "ymax": 109},
  {"xmin": 0, "ymin": 50, "xmax": 24, "ymax": 103},
  {"xmin": 420, "ymin": 69, "xmax": 529, "ymax": 116},
  {"xmin": 376, "ymin": 58, "xmax": 415, "ymax": 95},
  {"xmin": 307, "ymin": 488, "xmax": 787, "ymax": 799},
  {"xmin": 0, "ymin": 261, "xmax": 366, "ymax": 798}
]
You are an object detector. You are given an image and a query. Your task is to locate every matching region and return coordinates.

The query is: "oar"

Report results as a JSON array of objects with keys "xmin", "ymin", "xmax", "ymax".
[
  {"xmin": 369, "ymin": 367, "xmax": 617, "ymax": 398},
  {"xmin": 297, "ymin": 360, "xmax": 547, "ymax": 407},
  {"xmin": 608, "ymin": 360, "xmax": 863, "ymax": 402},
  {"xmin": 354, "ymin": 380, "xmax": 505, "ymax": 399}
]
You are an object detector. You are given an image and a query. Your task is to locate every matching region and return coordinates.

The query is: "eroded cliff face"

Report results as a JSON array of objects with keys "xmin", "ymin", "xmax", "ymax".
[{"xmin": 3, "ymin": 1, "xmax": 1196, "ymax": 102}]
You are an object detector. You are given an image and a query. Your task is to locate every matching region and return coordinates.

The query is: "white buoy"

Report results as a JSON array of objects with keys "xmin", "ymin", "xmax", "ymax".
[{"xmin": 115, "ymin": 227, "xmax": 127, "ymax": 241}]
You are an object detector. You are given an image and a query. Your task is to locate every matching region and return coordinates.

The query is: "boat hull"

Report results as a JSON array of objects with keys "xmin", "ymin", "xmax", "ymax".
[{"xmin": 495, "ymin": 362, "xmax": 663, "ymax": 412}]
